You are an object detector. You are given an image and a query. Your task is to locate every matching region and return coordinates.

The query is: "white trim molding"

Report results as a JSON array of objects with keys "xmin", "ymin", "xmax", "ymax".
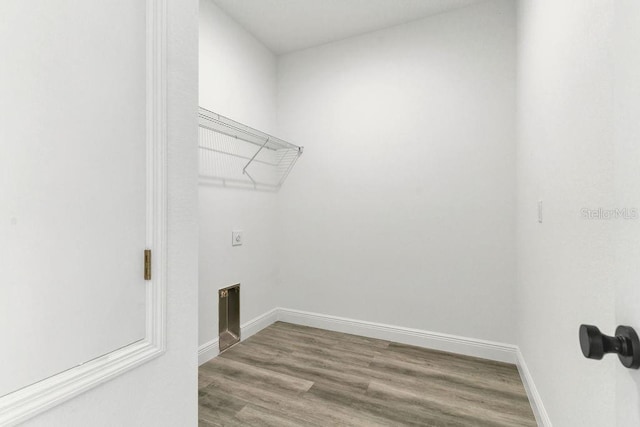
[
  {"xmin": 277, "ymin": 308, "xmax": 518, "ymax": 364},
  {"xmin": 516, "ymin": 349, "xmax": 552, "ymax": 427},
  {"xmin": 199, "ymin": 308, "xmax": 279, "ymax": 366},
  {"xmin": 241, "ymin": 308, "xmax": 279, "ymax": 341},
  {"xmin": 198, "ymin": 338, "xmax": 220, "ymax": 366},
  {"xmin": 199, "ymin": 307, "xmax": 518, "ymax": 366},
  {"xmin": 0, "ymin": 1, "xmax": 168, "ymax": 425}
]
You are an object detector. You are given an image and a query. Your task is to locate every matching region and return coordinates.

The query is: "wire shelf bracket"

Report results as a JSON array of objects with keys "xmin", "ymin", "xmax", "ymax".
[{"xmin": 198, "ymin": 107, "xmax": 303, "ymax": 191}]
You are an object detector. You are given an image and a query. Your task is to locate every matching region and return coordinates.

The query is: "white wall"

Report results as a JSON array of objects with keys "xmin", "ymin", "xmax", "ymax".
[
  {"xmin": 516, "ymin": 1, "xmax": 616, "ymax": 425},
  {"xmin": 24, "ymin": 0, "xmax": 200, "ymax": 425},
  {"xmin": 276, "ymin": 0, "xmax": 517, "ymax": 344},
  {"xmin": 199, "ymin": 0, "xmax": 279, "ymax": 352}
]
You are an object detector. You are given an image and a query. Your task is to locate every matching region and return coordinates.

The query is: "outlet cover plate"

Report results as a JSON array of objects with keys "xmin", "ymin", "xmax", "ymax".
[{"xmin": 232, "ymin": 230, "xmax": 243, "ymax": 246}]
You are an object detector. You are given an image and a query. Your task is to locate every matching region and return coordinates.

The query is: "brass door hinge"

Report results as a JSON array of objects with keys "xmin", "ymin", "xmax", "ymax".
[{"xmin": 144, "ymin": 249, "xmax": 152, "ymax": 280}]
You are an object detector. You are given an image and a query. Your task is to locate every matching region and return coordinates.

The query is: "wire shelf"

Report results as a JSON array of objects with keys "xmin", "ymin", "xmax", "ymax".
[{"xmin": 198, "ymin": 107, "xmax": 303, "ymax": 191}]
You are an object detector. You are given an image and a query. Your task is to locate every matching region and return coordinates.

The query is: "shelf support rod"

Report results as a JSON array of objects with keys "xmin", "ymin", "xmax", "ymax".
[{"xmin": 243, "ymin": 137, "xmax": 270, "ymax": 188}]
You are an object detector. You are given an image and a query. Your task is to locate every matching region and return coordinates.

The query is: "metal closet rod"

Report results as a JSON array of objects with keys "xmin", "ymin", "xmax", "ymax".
[{"xmin": 198, "ymin": 107, "xmax": 302, "ymax": 152}]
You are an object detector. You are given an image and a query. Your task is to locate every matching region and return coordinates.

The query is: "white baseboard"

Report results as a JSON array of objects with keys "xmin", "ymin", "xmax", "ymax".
[
  {"xmin": 276, "ymin": 308, "xmax": 518, "ymax": 364},
  {"xmin": 516, "ymin": 349, "xmax": 552, "ymax": 427},
  {"xmin": 198, "ymin": 308, "xmax": 279, "ymax": 366},
  {"xmin": 198, "ymin": 338, "xmax": 219, "ymax": 366},
  {"xmin": 241, "ymin": 307, "xmax": 279, "ymax": 340},
  {"xmin": 200, "ymin": 307, "xmax": 517, "ymax": 365}
]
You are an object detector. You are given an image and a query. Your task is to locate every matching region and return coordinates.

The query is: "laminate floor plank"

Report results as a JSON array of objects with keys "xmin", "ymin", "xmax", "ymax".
[
  {"xmin": 234, "ymin": 404, "xmax": 313, "ymax": 427},
  {"xmin": 221, "ymin": 343, "xmax": 371, "ymax": 395},
  {"xmin": 201, "ymin": 357, "xmax": 314, "ymax": 395},
  {"xmin": 202, "ymin": 368, "xmax": 390, "ymax": 426},
  {"xmin": 369, "ymin": 354, "xmax": 529, "ymax": 401},
  {"xmin": 366, "ymin": 381, "xmax": 532, "ymax": 427},
  {"xmin": 199, "ymin": 387, "xmax": 248, "ymax": 427},
  {"xmin": 199, "ymin": 321, "xmax": 536, "ymax": 426},
  {"xmin": 385, "ymin": 342, "xmax": 521, "ymax": 383},
  {"xmin": 269, "ymin": 322, "xmax": 391, "ymax": 349},
  {"xmin": 362, "ymin": 359, "xmax": 532, "ymax": 418},
  {"xmin": 245, "ymin": 328, "xmax": 385, "ymax": 367}
]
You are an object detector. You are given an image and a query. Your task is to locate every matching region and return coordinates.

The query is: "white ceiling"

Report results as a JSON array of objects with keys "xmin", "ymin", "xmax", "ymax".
[{"xmin": 212, "ymin": 0, "xmax": 486, "ymax": 55}]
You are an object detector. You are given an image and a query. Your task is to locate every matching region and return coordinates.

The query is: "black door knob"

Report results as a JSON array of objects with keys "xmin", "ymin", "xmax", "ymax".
[{"xmin": 579, "ymin": 324, "xmax": 640, "ymax": 369}]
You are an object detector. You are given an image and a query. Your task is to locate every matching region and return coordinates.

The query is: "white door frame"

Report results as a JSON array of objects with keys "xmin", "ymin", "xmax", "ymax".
[{"xmin": 0, "ymin": 0, "xmax": 168, "ymax": 424}]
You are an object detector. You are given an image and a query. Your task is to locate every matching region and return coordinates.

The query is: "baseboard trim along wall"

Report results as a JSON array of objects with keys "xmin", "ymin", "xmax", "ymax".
[
  {"xmin": 197, "ymin": 338, "xmax": 219, "ymax": 366},
  {"xmin": 242, "ymin": 307, "xmax": 279, "ymax": 339},
  {"xmin": 200, "ymin": 306, "xmax": 519, "ymax": 365},
  {"xmin": 277, "ymin": 308, "xmax": 518, "ymax": 364},
  {"xmin": 198, "ymin": 308, "xmax": 279, "ymax": 365},
  {"xmin": 516, "ymin": 349, "xmax": 552, "ymax": 427}
]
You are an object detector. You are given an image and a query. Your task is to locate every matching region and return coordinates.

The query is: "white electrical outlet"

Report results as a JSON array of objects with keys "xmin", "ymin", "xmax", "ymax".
[{"xmin": 232, "ymin": 230, "xmax": 243, "ymax": 246}]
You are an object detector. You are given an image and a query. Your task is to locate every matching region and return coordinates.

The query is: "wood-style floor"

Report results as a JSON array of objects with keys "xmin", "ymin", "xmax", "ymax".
[{"xmin": 198, "ymin": 322, "xmax": 536, "ymax": 426}]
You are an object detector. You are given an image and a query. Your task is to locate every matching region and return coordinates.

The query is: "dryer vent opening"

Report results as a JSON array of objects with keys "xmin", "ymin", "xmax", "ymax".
[{"xmin": 219, "ymin": 284, "xmax": 240, "ymax": 352}]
